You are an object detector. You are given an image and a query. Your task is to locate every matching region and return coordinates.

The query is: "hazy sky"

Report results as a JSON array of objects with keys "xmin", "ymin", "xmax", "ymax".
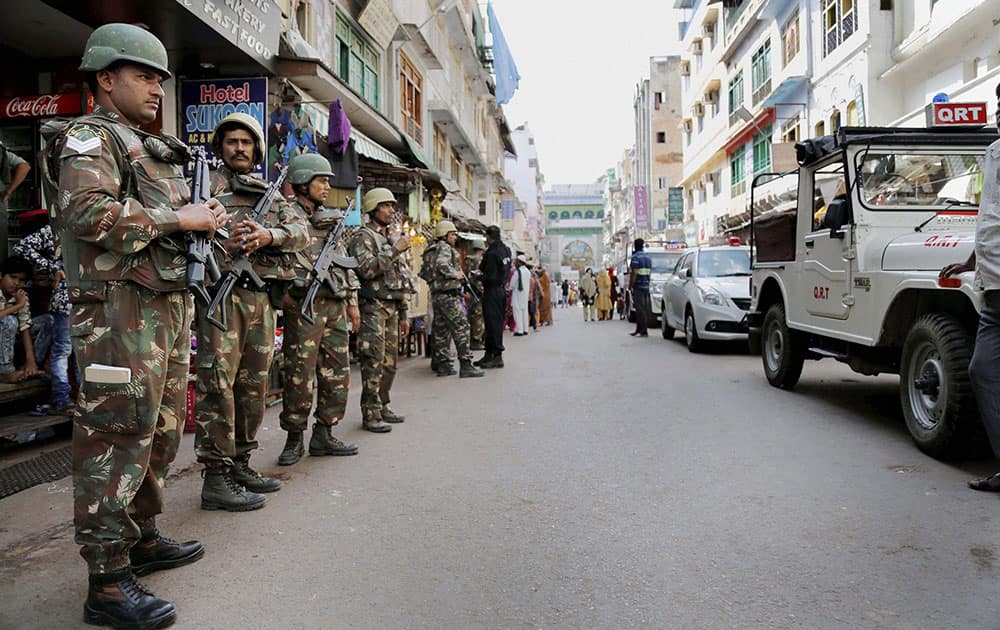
[{"xmin": 489, "ymin": 1, "xmax": 681, "ymax": 187}]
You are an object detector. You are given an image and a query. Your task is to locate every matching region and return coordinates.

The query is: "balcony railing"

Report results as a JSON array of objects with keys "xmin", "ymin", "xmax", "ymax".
[
  {"xmin": 730, "ymin": 179, "xmax": 746, "ymax": 198},
  {"xmin": 403, "ymin": 117, "xmax": 423, "ymax": 145},
  {"xmin": 751, "ymin": 79, "xmax": 771, "ymax": 107}
]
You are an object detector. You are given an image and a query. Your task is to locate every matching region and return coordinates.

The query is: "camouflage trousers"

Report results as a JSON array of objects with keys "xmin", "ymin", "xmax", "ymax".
[
  {"xmin": 71, "ymin": 283, "xmax": 193, "ymax": 575},
  {"xmin": 432, "ymin": 292, "xmax": 473, "ymax": 365},
  {"xmin": 467, "ymin": 296, "xmax": 484, "ymax": 346},
  {"xmin": 357, "ymin": 298, "xmax": 399, "ymax": 422},
  {"xmin": 280, "ymin": 294, "xmax": 350, "ymax": 431},
  {"xmin": 194, "ymin": 287, "xmax": 275, "ymax": 468}
]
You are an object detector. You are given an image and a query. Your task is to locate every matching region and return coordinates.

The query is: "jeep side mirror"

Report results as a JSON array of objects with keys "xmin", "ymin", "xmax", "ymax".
[
  {"xmin": 823, "ymin": 198, "xmax": 850, "ymax": 239},
  {"xmin": 685, "ymin": 267, "xmax": 693, "ymax": 278}
]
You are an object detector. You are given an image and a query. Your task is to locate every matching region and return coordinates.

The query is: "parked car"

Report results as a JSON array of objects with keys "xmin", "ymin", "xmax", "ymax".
[{"xmin": 661, "ymin": 241, "xmax": 752, "ymax": 351}]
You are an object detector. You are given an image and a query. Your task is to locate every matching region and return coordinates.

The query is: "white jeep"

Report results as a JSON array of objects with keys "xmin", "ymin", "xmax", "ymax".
[{"xmin": 746, "ymin": 126, "xmax": 998, "ymax": 459}]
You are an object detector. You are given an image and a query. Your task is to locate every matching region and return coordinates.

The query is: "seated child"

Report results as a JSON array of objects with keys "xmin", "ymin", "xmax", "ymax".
[{"xmin": 0, "ymin": 256, "xmax": 41, "ymax": 383}]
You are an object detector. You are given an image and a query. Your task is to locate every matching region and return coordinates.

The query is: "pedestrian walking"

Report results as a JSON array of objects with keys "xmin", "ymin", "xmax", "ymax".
[
  {"xmin": 423, "ymin": 220, "xmax": 484, "ymax": 378},
  {"xmin": 278, "ymin": 153, "xmax": 360, "ymax": 466},
  {"xmin": 476, "ymin": 225, "xmax": 511, "ymax": 368},
  {"xmin": 194, "ymin": 113, "xmax": 310, "ymax": 511},
  {"xmin": 941, "ymin": 82, "xmax": 1000, "ymax": 491},
  {"xmin": 629, "ymin": 238, "xmax": 653, "ymax": 336},
  {"xmin": 596, "ymin": 268, "xmax": 613, "ymax": 321},
  {"xmin": 508, "ymin": 254, "xmax": 532, "ymax": 335},
  {"xmin": 561, "ymin": 278, "xmax": 569, "ymax": 307},
  {"xmin": 529, "ymin": 267, "xmax": 541, "ymax": 330},
  {"xmin": 348, "ymin": 187, "xmax": 412, "ymax": 433},
  {"xmin": 52, "ymin": 23, "xmax": 227, "ymax": 628},
  {"xmin": 537, "ymin": 267, "xmax": 553, "ymax": 325},
  {"xmin": 580, "ymin": 268, "xmax": 597, "ymax": 321}
]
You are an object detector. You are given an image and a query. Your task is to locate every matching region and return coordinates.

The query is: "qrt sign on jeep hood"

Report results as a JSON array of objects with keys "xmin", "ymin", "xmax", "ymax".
[{"xmin": 882, "ymin": 232, "xmax": 975, "ymax": 270}]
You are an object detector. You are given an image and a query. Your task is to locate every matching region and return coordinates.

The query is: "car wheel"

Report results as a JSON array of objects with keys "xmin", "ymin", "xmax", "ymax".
[
  {"xmin": 899, "ymin": 313, "xmax": 983, "ymax": 459},
  {"xmin": 761, "ymin": 303, "xmax": 803, "ymax": 389},
  {"xmin": 661, "ymin": 302, "xmax": 675, "ymax": 339},
  {"xmin": 684, "ymin": 308, "xmax": 703, "ymax": 353}
]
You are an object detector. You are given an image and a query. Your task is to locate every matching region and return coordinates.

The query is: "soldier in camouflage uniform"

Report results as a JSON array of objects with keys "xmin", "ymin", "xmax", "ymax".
[
  {"xmin": 194, "ymin": 113, "xmax": 309, "ymax": 512},
  {"xmin": 277, "ymin": 153, "xmax": 360, "ymax": 465},
  {"xmin": 464, "ymin": 238, "xmax": 486, "ymax": 350},
  {"xmin": 348, "ymin": 188, "xmax": 412, "ymax": 432},
  {"xmin": 425, "ymin": 221, "xmax": 484, "ymax": 378},
  {"xmin": 52, "ymin": 24, "xmax": 228, "ymax": 629}
]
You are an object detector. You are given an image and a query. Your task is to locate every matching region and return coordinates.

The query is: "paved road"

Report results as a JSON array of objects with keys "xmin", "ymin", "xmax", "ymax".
[{"xmin": 2, "ymin": 307, "xmax": 999, "ymax": 629}]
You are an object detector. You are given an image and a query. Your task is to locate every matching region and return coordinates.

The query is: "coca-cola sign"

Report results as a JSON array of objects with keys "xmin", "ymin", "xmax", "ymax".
[{"xmin": 0, "ymin": 93, "xmax": 83, "ymax": 119}]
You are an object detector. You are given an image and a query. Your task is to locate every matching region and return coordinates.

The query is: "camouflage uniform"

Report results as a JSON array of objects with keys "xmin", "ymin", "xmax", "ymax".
[
  {"xmin": 348, "ymin": 223, "xmax": 411, "ymax": 424},
  {"xmin": 55, "ymin": 105, "xmax": 195, "ymax": 574},
  {"xmin": 427, "ymin": 240, "xmax": 474, "ymax": 366},
  {"xmin": 194, "ymin": 166, "xmax": 308, "ymax": 468},
  {"xmin": 280, "ymin": 204, "xmax": 358, "ymax": 430},
  {"xmin": 464, "ymin": 246, "xmax": 485, "ymax": 347}
]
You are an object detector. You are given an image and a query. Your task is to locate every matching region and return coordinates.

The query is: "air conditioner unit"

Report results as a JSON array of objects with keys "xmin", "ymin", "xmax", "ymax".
[
  {"xmin": 692, "ymin": 40, "xmax": 703, "ymax": 54},
  {"xmin": 704, "ymin": 91, "xmax": 717, "ymax": 105},
  {"xmin": 683, "ymin": 119, "xmax": 693, "ymax": 133},
  {"xmin": 693, "ymin": 103, "xmax": 705, "ymax": 117},
  {"xmin": 680, "ymin": 63, "xmax": 691, "ymax": 77}
]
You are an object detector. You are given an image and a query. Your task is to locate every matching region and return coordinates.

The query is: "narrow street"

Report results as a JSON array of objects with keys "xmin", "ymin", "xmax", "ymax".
[{"xmin": 2, "ymin": 308, "xmax": 999, "ymax": 629}]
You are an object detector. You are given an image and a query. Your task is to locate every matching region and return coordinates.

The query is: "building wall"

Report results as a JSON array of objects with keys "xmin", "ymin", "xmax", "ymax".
[{"xmin": 649, "ymin": 56, "xmax": 684, "ymax": 231}]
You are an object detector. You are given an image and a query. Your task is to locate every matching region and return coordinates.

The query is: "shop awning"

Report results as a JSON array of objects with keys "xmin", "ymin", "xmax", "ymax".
[
  {"xmin": 399, "ymin": 133, "xmax": 432, "ymax": 169},
  {"xmin": 352, "ymin": 127, "xmax": 405, "ymax": 167},
  {"xmin": 458, "ymin": 231, "xmax": 486, "ymax": 244}
]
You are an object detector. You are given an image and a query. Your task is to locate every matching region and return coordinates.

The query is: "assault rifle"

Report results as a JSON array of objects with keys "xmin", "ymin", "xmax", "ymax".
[
  {"xmin": 300, "ymin": 199, "xmax": 359, "ymax": 325},
  {"xmin": 204, "ymin": 166, "xmax": 288, "ymax": 331},
  {"xmin": 186, "ymin": 156, "xmax": 222, "ymax": 306},
  {"xmin": 460, "ymin": 271, "xmax": 480, "ymax": 304}
]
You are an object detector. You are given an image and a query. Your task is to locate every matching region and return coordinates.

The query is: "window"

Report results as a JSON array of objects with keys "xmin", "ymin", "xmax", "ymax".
[
  {"xmin": 433, "ymin": 125, "xmax": 448, "ymax": 172},
  {"xmin": 815, "ymin": 121, "xmax": 825, "ymax": 137},
  {"xmin": 730, "ymin": 145, "xmax": 746, "ymax": 197},
  {"xmin": 728, "ymin": 70, "xmax": 744, "ymax": 126},
  {"xmin": 781, "ymin": 9, "xmax": 799, "ymax": 67},
  {"xmin": 528, "ymin": 137, "xmax": 534, "ymax": 145},
  {"xmin": 465, "ymin": 164, "xmax": 474, "ymax": 200},
  {"xmin": 399, "ymin": 53, "xmax": 422, "ymax": 144},
  {"xmin": 336, "ymin": 13, "xmax": 380, "ymax": 108},
  {"xmin": 752, "ymin": 125, "xmax": 773, "ymax": 174},
  {"xmin": 823, "ymin": 0, "xmax": 857, "ymax": 57},
  {"xmin": 658, "ymin": 176, "xmax": 668, "ymax": 189},
  {"xmin": 479, "ymin": 201, "xmax": 487, "ymax": 216},
  {"xmin": 451, "ymin": 151, "xmax": 462, "ymax": 183},
  {"xmin": 560, "ymin": 211, "xmax": 570, "ymax": 219},
  {"xmin": 656, "ymin": 131, "xmax": 666, "ymax": 144},
  {"xmin": 846, "ymin": 100, "xmax": 859, "ymax": 126},
  {"xmin": 528, "ymin": 158, "xmax": 537, "ymax": 168},
  {"xmin": 781, "ymin": 114, "xmax": 800, "ymax": 143},
  {"xmin": 751, "ymin": 39, "xmax": 772, "ymax": 106}
]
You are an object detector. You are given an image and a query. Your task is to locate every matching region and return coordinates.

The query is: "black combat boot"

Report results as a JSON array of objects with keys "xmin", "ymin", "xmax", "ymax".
[
  {"xmin": 130, "ymin": 530, "xmax": 204, "ymax": 577},
  {"xmin": 231, "ymin": 455, "xmax": 282, "ymax": 493},
  {"xmin": 309, "ymin": 423, "xmax": 359, "ymax": 456},
  {"xmin": 435, "ymin": 362, "xmax": 457, "ymax": 377},
  {"xmin": 277, "ymin": 431, "xmax": 304, "ymax": 466},
  {"xmin": 480, "ymin": 354, "xmax": 504, "ymax": 369},
  {"xmin": 84, "ymin": 569, "xmax": 176, "ymax": 629},
  {"xmin": 200, "ymin": 467, "xmax": 266, "ymax": 512},
  {"xmin": 473, "ymin": 353, "xmax": 493, "ymax": 367},
  {"xmin": 459, "ymin": 360, "xmax": 485, "ymax": 378},
  {"xmin": 381, "ymin": 406, "xmax": 405, "ymax": 423}
]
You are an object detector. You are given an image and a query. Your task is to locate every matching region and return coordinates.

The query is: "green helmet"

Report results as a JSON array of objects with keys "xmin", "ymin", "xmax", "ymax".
[
  {"xmin": 362, "ymin": 187, "xmax": 397, "ymax": 213},
  {"xmin": 434, "ymin": 220, "xmax": 457, "ymax": 238},
  {"xmin": 287, "ymin": 153, "xmax": 334, "ymax": 185},
  {"xmin": 79, "ymin": 23, "xmax": 172, "ymax": 80},
  {"xmin": 211, "ymin": 113, "xmax": 265, "ymax": 166}
]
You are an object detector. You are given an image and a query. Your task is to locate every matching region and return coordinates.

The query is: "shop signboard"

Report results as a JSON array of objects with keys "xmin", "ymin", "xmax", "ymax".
[
  {"xmin": 181, "ymin": 78, "xmax": 268, "ymax": 177},
  {"xmin": 501, "ymin": 198, "xmax": 514, "ymax": 231},
  {"xmin": 633, "ymin": 185, "xmax": 650, "ymax": 229},
  {"xmin": 667, "ymin": 186, "xmax": 684, "ymax": 224},
  {"xmin": 358, "ymin": 0, "xmax": 400, "ymax": 50},
  {"xmin": 176, "ymin": 0, "xmax": 281, "ymax": 71},
  {"xmin": 0, "ymin": 93, "xmax": 83, "ymax": 120}
]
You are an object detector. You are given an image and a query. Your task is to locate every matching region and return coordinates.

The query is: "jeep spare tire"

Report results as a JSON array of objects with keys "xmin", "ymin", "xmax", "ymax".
[{"xmin": 900, "ymin": 313, "xmax": 979, "ymax": 459}]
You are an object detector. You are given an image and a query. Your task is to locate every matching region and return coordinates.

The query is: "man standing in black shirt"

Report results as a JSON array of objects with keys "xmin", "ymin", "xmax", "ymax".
[{"xmin": 476, "ymin": 225, "xmax": 511, "ymax": 368}]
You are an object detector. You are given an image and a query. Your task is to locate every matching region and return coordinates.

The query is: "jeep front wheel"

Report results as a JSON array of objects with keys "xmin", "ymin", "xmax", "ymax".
[
  {"xmin": 761, "ymin": 303, "xmax": 804, "ymax": 389},
  {"xmin": 900, "ymin": 313, "xmax": 978, "ymax": 459}
]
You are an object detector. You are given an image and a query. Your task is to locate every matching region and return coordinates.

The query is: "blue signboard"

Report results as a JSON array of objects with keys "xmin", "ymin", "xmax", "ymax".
[
  {"xmin": 501, "ymin": 199, "xmax": 515, "ymax": 221},
  {"xmin": 181, "ymin": 77, "xmax": 268, "ymax": 177}
]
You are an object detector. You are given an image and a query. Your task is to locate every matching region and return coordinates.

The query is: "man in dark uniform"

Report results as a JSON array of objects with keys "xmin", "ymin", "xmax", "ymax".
[
  {"xmin": 54, "ymin": 23, "xmax": 227, "ymax": 628},
  {"xmin": 476, "ymin": 225, "xmax": 511, "ymax": 368}
]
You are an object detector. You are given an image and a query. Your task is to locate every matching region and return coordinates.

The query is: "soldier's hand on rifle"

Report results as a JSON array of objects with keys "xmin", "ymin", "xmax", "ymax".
[
  {"xmin": 348, "ymin": 304, "xmax": 360, "ymax": 333},
  {"xmin": 399, "ymin": 318, "xmax": 410, "ymax": 338},
  {"xmin": 232, "ymin": 218, "xmax": 273, "ymax": 254},
  {"xmin": 178, "ymin": 198, "xmax": 228, "ymax": 238},
  {"xmin": 392, "ymin": 234, "xmax": 410, "ymax": 253}
]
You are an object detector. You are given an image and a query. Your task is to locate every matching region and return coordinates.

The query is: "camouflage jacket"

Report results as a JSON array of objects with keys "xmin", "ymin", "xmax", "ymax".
[
  {"xmin": 290, "ymin": 200, "xmax": 359, "ymax": 305},
  {"xmin": 210, "ymin": 166, "xmax": 309, "ymax": 281},
  {"xmin": 348, "ymin": 224, "xmax": 413, "ymax": 311},
  {"xmin": 54, "ymin": 105, "xmax": 193, "ymax": 301},
  {"xmin": 425, "ymin": 241, "xmax": 464, "ymax": 293},
  {"xmin": 464, "ymin": 249, "xmax": 484, "ymax": 292}
]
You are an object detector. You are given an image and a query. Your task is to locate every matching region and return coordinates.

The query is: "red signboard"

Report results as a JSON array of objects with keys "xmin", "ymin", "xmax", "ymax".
[
  {"xmin": 0, "ymin": 93, "xmax": 84, "ymax": 119},
  {"xmin": 931, "ymin": 102, "xmax": 988, "ymax": 126}
]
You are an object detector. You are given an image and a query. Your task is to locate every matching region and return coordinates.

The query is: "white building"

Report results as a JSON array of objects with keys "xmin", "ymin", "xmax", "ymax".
[{"xmin": 505, "ymin": 124, "xmax": 546, "ymax": 258}]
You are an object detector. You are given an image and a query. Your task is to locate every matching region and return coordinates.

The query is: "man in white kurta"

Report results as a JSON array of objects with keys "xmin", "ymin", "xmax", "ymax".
[{"xmin": 508, "ymin": 254, "xmax": 532, "ymax": 335}]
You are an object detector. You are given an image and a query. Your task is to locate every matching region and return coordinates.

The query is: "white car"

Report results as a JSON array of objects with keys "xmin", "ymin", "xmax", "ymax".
[{"xmin": 661, "ymin": 244, "xmax": 752, "ymax": 351}]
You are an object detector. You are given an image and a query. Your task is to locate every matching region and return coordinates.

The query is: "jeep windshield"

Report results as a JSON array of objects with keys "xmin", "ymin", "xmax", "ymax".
[{"xmin": 855, "ymin": 151, "xmax": 985, "ymax": 210}]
